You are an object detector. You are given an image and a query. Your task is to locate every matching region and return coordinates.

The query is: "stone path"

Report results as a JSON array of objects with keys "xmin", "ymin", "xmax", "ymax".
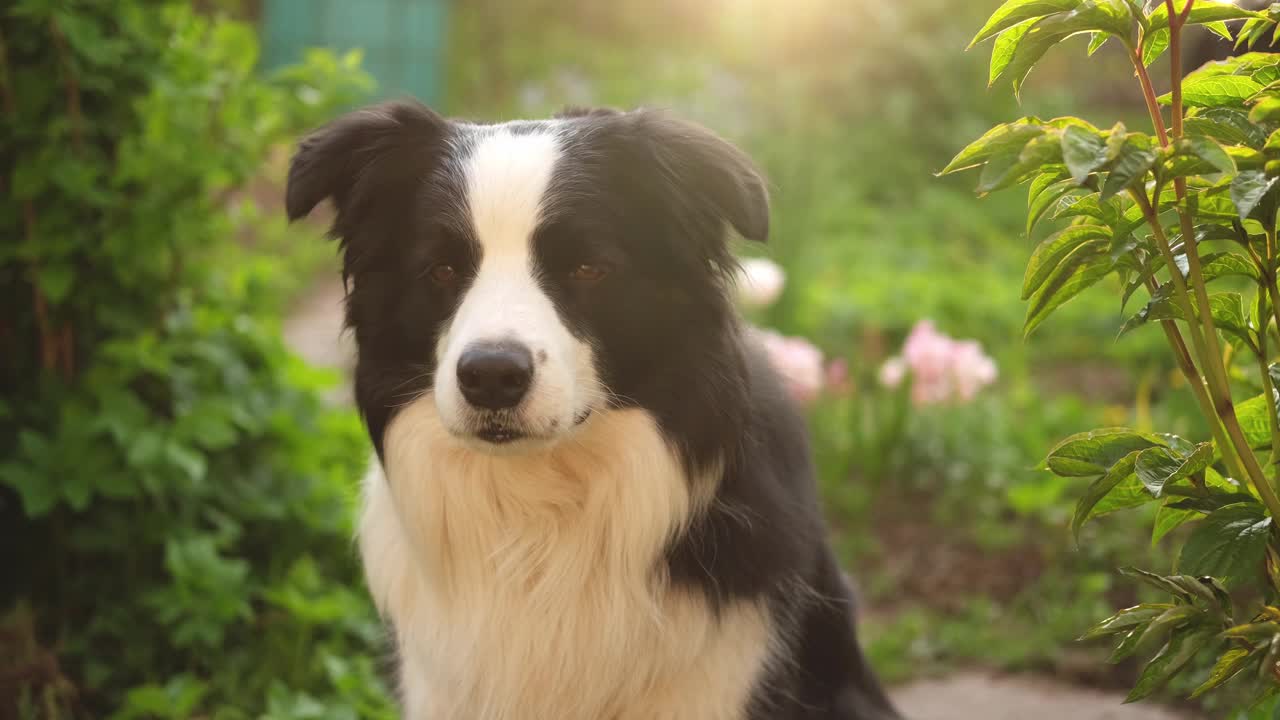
[
  {"xmin": 281, "ymin": 278, "xmax": 1201, "ymax": 720},
  {"xmin": 891, "ymin": 672, "xmax": 1195, "ymax": 720}
]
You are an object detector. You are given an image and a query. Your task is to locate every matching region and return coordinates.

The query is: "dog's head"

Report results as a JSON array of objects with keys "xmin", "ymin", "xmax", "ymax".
[{"xmin": 286, "ymin": 101, "xmax": 768, "ymax": 455}]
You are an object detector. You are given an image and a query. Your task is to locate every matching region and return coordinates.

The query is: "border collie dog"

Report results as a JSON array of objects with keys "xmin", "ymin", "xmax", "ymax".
[{"xmin": 286, "ymin": 100, "xmax": 899, "ymax": 720}]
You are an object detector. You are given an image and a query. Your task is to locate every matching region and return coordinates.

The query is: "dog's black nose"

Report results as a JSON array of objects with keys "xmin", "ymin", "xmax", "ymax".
[{"xmin": 457, "ymin": 343, "xmax": 534, "ymax": 410}]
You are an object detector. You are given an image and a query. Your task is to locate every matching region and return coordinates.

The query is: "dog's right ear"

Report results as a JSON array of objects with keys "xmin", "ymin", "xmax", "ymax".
[{"xmin": 286, "ymin": 99, "xmax": 448, "ymax": 222}]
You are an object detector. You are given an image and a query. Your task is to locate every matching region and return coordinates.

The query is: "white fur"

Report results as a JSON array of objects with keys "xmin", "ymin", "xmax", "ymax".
[
  {"xmin": 360, "ymin": 399, "xmax": 776, "ymax": 719},
  {"xmin": 433, "ymin": 127, "xmax": 599, "ymax": 448}
]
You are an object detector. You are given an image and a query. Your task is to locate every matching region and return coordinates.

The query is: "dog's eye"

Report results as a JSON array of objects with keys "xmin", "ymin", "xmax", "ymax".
[
  {"xmin": 429, "ymin": 263, "xmax": 459, "ymax": 287},
  {"xmin": 568, "ymin": 263, "xmax": 610, "ymax": 286}
]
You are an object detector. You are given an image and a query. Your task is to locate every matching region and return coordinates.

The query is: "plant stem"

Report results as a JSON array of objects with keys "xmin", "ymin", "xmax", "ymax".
[
  {"xmin": 1162, "ymin": 2, "xmax": 1232, "ymax": 444},
  {"xmin": 1130, "ymin": 43, "xmax": 1169, "ymax": 147},
  {"xmin": 1133, "ymin": 189, "xmax": 1280, "ymax": 515},
  {"xmin": 1265, "ymin": 226, "xmax": 1280, "ymax": 365},
  {"xmin": 1162, "ymin": 1, "xmax": 1278, "ymax": 508},
  {"xmin": 1149, "ymin": 275, "xmax": 1249, "ymax": 480},
  {"xmin": 1166, "ymin": 0, "xmax": 1190, "ymax": 141},
  {"xmin": 1257, "ymin": 298, "xmax": 1280, "ymax": 474}
]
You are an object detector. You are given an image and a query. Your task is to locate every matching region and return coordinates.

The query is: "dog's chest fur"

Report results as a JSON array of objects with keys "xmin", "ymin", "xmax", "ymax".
[{"xmin": 359, "ymin": 398, "xmax": 777, "ymax": 720}]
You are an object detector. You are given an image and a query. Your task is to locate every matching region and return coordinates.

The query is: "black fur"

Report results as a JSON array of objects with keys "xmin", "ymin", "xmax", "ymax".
[{"xmin": 287, "ymin": 98, "xmax": 899, "ymax": 720}]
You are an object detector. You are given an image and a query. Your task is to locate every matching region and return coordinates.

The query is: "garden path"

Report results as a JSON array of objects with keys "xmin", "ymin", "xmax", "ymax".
[{"xmin": 282, "ymin": 277, "xmax": 1197, "ymax": 720}]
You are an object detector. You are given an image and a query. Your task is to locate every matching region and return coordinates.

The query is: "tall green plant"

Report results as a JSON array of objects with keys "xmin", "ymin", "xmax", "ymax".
[
  {"xmin": 0, "ymin": 2, "xmax": 389, "ymax": 717},
  {"xmin": 944, "ymin": 0, "xmax": 1280, "ymax": 708}
]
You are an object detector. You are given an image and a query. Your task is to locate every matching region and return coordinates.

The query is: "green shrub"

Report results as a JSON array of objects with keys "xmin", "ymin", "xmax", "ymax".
[
  {"xmin": 0, "ymin": 2, "xmax": 390, "ymax": 717},
  {"xmin": 947, "ymin": 0, "xmax": 1280, "ymax": 710}
]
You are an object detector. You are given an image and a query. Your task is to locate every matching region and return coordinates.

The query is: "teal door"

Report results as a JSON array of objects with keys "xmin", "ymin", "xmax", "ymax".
[{"xmin": 262, "ymin": 0, "xmax": 448, "ymax": 105}]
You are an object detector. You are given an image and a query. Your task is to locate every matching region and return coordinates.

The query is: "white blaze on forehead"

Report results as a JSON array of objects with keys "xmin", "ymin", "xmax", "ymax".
[
  {"xmin": 433, "ymin": 123, "xmax": 598, "ymax": 441},
  {"xmin": 462, "ymin": 127, "xmax": 561, "ymax": 260},
  {"xmin": 450, "ymin": 126, "xmax": 562, "ymax": 339}
]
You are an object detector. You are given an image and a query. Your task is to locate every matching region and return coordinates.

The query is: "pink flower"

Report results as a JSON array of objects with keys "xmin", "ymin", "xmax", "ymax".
[
  {"xmin": 734, "ymin": 257, "xmax": 786, "ymax": 309},
  {"xmin": 826, "ymin": 359, "xmax": 852, "ymax": 397},
  {"xmin": 952, "ymin": 339, "xmax": 999, "ymax": 401},
  {"xmin": 752, "ymin": 327, "xmax": 825, "ymax": 406},
  {"xmin": 879, "ymin": 320, "xmax": 997, "ymax": 406}
]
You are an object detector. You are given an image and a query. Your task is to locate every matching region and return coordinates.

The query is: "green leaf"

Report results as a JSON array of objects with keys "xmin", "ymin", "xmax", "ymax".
[
  {"xmin": 970, "ymin": 0, "xmax": 1085, "ymax": 47},
  {"xmin": 1109, "ymin": 627, "xmax": 1147, "ymax": 663},
  {"xmin": 1052, "ymin": 194, "xmax": 1123, "ymax": 224},
  {"xmin": 978, "ymin": 151, "xmax": 1024, "ymax": 193},
  {"xmin": 1152, "ymin": 502, "xmax": 1199, "ymax": 545},
  {"xmin": 979, "ymin": 133, "xmax": 1065, "ymax": 193},
  {"xmin": 1133, "ymin": 605, "xmax": 1205, "ymax": 651},
  {"xmin": 1190, "ymin": 647, "xmax": 1255, "ymax": 699},
  {"xmin": 1122, "ymin": 287, "xmax": 1256, "ymax": 345},
  {"xmin": 1062, "ymin": 125, "xmax": 1111, "ymax": 182},
  {"xmin": 1028, "ymin": 176, "xmax": 1081, "ymax": 232},
  {"xmin": 1184, "ymin": 136, "xmax": 1238, "ymax": 175},
  {"xmin": 1250, "ymin": 95, "xmax": 1280, "ymax": 123},
  {"xmin": 1135, "ymin": 443, "xmax": 1213, "ymax": 497},
  {"xmin": 1094, "ymin": 475, "xmax": 1161, "ymax": 517},
  {"xmin": 1167, "ymin": 486, "xmax": 1259, "ymax": 514},
  {"xmin": 990, "ymin": 22, "xmax": 1035, "ymax": 86},
  {"xmin": 1087, "ymin": 30, "xmax": 1110, "ymax": 55},
  {"xmin": 165, "ymin": 442, "xmax": 208, "ymax": 484},
  {"xmin": 1024, "ymin": 242, "xmax": 1115, "ymax": 335},
  {"xmin": 1235, "ymin": 391, "xmax": 1278, "ymax": 450},
  {"xmin": 1231, "ymin": 169, "xmax": 1279, "ymax": 219},
  {"xmin": 1222, "ymin": 621, "xmax": 1280, "ymax": 641},
  {"xmin": 1160, "ymin": 75, "xmax": 1265, "ymax": 108},
  {"xmin": 1185, "ymin": 108, "xmax": 1268, "ymax": 147},
  {"xmin": 1201, "ymin": 251, "xmax": 1261, "ymax": 282},
  {"xmin": 1101, "ymin": 135, "xmax": 1159, "ymax": 199},
  {"xmin": 1189, "ymin": 51, "xmax": 1280, "ymax": 80},
  {"xmin": 1179, "ymin": 502, "xmax": 1272, "ymax": 588},
  {"xmin": 994, "ymin": 0, "xmax": 1136, "ymax": 94},
  {"xmin": 37, "ymin": 263, "xmax": 75, "ymax": 304},
  {"xmin": 1204, "ymin": 20, "xmax": 1235, "ymax": 42},
  {"xmin": 1255, "ymin": 63, "xmax": 1280, "ymax": 87},
  {"xmin": 941, "ymin": 120, "xmax": 1045, "ymax": 175},
  {"xmin": 1119, "ymin": 566, "xmax": 1201, "ymax": 601},
  {"xmin": 1080, "ymin": 603, "xmax": 1175, "ymax": 640},
  {"xmin": 1143, "ymin": 27, "xmax": 1170, "ymax": 67},
  {"xmin": 1236, "ymin": 17, "xmax": 1269, "ymax": 49},
  {"xmin": 1207, "ymin": 291, "xmax": 1254, "ymax": 349},
  {"xmin": 1072, "ymin": 449, "xmax": 1142, "ymax": 539},
  {"xmin": 127, "ymin": 430, "xmax": 166, "ymax": 468},
  {"xmin": 1022, "ymin": 225, "xmax": 1111, "ymax": 299},
  {"xmin": 1047, "ymin": 428, "xmax": 1166, "ymax": 476},
  {"xmin": 1125, "ymin": 628, "xmax": 1218, "ymax": 703},
  {"xmin": 0, "ymin": 463, "xmax": 58, "ymax": 517}
]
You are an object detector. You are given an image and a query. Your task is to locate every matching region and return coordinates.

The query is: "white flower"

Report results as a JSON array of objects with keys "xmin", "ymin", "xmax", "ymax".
[
  {"xmin": 735, "ymin": 257, "xmax": 786, "ymax": 309},
  {"xmin": 878, "ymin": 357, "xmax": 907, "ymax": 389}
]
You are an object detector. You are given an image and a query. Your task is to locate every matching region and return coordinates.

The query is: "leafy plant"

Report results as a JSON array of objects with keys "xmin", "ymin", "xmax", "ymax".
[
  {"xmin": 0, "ymin": 2, "xmax": 389, "ymax": 717},
  {"xmin": 944, "ymin": 0, "xmax": 1280, "ymax": 708}
]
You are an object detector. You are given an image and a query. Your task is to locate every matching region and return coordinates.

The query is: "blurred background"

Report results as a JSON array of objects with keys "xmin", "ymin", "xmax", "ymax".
[{"xmin": 0, "ymin": 0, "xmax": 1257, "ymax": 718}]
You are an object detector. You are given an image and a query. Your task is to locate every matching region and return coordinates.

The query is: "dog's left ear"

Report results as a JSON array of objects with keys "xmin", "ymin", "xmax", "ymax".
[
  {"xmin": 633, "ymin": 111, "xmax": 770, "ymax": 243},
  {"xmin": 286, "ymin": 99, "xmax": 448, "ymax": 224}
]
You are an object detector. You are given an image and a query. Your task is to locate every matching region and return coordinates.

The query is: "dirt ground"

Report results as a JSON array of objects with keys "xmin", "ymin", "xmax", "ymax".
[{"xmin": 282, "ymin": 278, "xmax": 1201, "ymax": 720}]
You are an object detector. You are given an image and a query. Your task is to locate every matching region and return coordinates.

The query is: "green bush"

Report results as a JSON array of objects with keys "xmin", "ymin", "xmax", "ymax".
[
  {"xmin": 947, "ymin": 0, "xmax": 1280, "ymax": 710},
  {"xmin": 0, "ymin": 2, "xmax": 391, "ymax": 717}
]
